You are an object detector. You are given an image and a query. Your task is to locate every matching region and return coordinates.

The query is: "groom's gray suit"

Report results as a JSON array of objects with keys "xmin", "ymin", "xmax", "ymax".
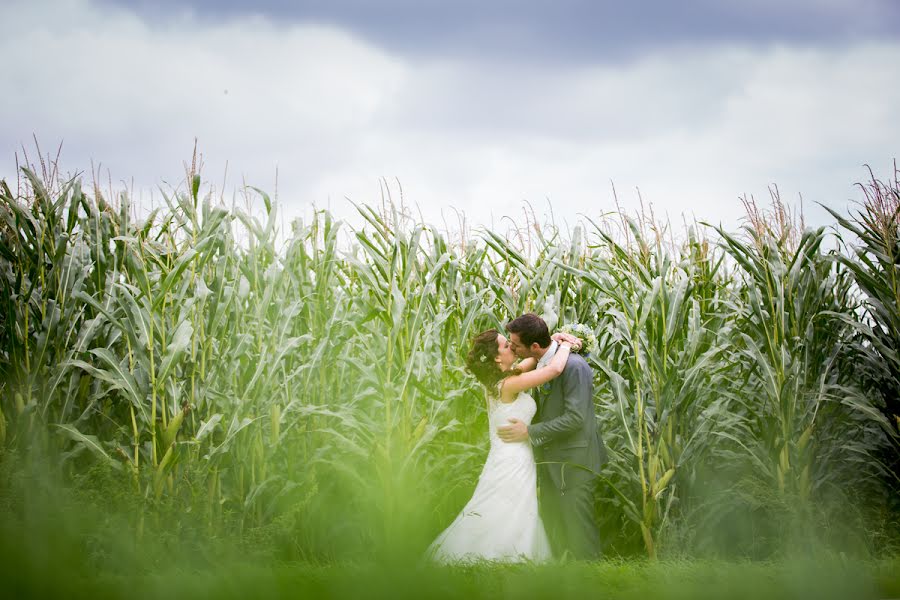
[{"xmin": 528, "ymin": 346, "xmax": 606, "ymax": 559}]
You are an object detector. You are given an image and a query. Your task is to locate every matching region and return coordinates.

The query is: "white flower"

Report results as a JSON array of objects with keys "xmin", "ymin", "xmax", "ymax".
[{"xmin": 559, "ymin": 322, "xmax": 598, "ymax": 356}]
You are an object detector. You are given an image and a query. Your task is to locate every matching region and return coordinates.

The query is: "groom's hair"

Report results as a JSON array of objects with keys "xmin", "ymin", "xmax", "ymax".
[{"xmin": 506, "ymin": 313, "xmax": 551, "ymax": 349}]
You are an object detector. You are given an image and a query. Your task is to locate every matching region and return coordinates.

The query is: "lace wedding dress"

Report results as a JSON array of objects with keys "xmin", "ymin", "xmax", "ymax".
[{"xmin": 426, "ymin": 386, "xmax": 552, "ymax": 564}]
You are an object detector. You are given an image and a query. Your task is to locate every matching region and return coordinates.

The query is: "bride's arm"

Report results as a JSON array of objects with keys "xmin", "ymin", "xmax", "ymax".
[
  {"xmin": 500, "ymin": 342, "xmax": 573, "ymax": 399},
  {"xmin": 515, "ymin": 333, "xmax": 580, "ymax": 373},
  {"xmin": 516, "ymin": 357, "xmax": 538, "ymax": 372},
  {"xmin": 552, "ymin": 331, "xmax": 582, "ymax": 351}
]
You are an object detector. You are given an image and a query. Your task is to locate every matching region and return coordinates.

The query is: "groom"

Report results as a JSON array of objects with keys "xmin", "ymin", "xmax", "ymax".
[{"xmin": 497, "ymin": 313, "xmax": 606, "ymax": 560}]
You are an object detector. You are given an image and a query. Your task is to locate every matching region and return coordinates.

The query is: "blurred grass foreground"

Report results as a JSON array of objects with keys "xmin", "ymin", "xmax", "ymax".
[{"xmin": 1, "ymin": 150, "xmax": 899, "ymax": 598}]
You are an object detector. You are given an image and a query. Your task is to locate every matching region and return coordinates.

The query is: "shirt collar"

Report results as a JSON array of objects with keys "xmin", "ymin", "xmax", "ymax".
[{"xmin": 536, "ymin": 340, "xmax": 558, "ymax": 369}]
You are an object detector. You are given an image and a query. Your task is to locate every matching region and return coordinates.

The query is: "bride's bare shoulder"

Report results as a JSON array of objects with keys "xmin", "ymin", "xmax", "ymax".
[{"xmin": 497, "ymin": 380, "xmax": 519, "ymax": 404}]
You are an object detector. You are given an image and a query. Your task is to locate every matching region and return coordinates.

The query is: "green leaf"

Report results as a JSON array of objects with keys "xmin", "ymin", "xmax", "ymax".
[
  {"xmin": 54, "ymin": 423, "xmax": 121, "ymax": 470},
  {"xmin": 157, "ymin": 319, "xmax": 194, "ymax": 382}
]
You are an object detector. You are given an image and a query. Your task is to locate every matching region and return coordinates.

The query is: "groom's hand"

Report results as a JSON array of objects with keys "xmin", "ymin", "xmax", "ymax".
[{"xmin": 497, "ymin": 418, "xmax": 529, "ymax": 443}]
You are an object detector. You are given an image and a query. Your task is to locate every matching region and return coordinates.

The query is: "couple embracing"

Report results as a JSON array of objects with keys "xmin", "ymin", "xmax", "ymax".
[{"xmin": 426, "ymin": 313, "xmax": 607, "ymax": 563}]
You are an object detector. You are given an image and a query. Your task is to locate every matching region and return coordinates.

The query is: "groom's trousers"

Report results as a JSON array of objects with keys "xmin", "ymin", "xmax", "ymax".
[{"xmin": 538, "ymin": 474, "xmax": 601, "ymax": 560}]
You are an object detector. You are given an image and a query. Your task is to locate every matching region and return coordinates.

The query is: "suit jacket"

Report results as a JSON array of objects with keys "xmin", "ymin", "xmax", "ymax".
[{"xmin": 527, "ymin": 353, "xmax": 607, "ymax": 491}]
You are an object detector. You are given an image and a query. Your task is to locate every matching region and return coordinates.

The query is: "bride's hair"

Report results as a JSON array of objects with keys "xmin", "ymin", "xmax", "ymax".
[{"xmin": 466, "ymin": 329, "xmax": 520, "ymax": 395}]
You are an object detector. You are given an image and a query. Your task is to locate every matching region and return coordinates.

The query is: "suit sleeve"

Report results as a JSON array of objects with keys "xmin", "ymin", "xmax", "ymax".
[{"xmin": 527, "ymin": 360, "xmax": 590, "ymax": 447}]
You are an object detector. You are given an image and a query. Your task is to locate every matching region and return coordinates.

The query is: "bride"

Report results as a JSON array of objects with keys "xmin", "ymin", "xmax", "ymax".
[{"xmin": 425, "ymin": 328, "xmax": 579, "ymax": 564}]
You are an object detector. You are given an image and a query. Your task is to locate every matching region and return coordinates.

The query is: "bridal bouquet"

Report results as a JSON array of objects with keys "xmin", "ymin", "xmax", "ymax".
[{"xmin": 559, "ymin": 323, "xmax": 598, "ymax": 356}]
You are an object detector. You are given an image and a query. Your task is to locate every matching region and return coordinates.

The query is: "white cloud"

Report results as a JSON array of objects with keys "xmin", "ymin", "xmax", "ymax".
[{"xmin": 2, "ymin": 0, "xmax": 898, "ymax": 240}]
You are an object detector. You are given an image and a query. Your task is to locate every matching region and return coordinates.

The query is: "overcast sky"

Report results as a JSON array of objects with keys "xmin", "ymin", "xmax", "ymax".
[{"xmin": 3, "ymin": 0, "xmax": 899, "ymax": 237}]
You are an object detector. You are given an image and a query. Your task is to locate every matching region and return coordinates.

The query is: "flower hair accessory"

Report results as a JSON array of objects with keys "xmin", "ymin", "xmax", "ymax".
[{"xmin": 479, "ymin": 354, "xmax": 488, "ymax": 363}]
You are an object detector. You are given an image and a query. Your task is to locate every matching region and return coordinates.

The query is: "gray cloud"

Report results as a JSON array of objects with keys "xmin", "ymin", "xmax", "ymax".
[
  {"xmin": 3, "ymin": 0, "xmax": 898, "ymax": 237},
  {"xmin": 99, "ymin": 0, "xmax": 900, "ymax": 63}
]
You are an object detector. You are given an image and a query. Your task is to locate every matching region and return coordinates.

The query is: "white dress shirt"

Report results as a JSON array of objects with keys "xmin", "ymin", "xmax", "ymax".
[
  {"xmin": 529, "ymin": 340, "xmax": 559, "ymax": 447},
  {"xmin": 536, "ymin": 340, "xmax": 558, "ymax": 370}
]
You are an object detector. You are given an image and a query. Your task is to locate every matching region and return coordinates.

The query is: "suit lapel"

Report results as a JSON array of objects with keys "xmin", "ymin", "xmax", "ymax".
[{"xmin": 535, "ymin": 375, "xmax": 558, "ymax": 423}]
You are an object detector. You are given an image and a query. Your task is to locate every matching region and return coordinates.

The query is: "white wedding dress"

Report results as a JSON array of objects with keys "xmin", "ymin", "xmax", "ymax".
[{"xmin": 426, "ymin": 386, "xmax": 552, "ymax": 564}]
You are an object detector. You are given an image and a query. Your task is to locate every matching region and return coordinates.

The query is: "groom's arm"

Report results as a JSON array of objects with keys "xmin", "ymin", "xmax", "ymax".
[{"xmin": 527, "ymin": 360, "xmax": 591, "ymax": 447}]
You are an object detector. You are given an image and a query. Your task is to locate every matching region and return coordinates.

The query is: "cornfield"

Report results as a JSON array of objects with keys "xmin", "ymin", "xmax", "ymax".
[{"xmin": 1, "ymin": 154, "xmax": 898, "ymax": 563}]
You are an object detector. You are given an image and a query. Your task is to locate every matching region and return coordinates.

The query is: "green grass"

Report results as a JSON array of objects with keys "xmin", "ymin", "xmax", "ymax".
[
  {"xmin": 6, "ymin": 550, "xmax": 900, "ymax": 600},
  {"xmin": 3, "ymin": 469, "xmax": 898, "ymax": 599},
  {"xmin": 12, "ymin": 454, "xmax": 893, "ymax": 600}
]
